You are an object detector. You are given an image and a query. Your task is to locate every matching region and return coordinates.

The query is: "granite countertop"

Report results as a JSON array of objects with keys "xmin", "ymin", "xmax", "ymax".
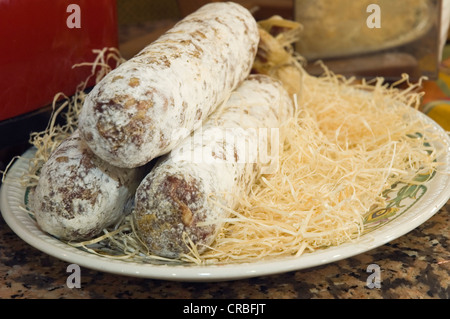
[{"xmin": 0, "ymin": 200, "xmax": 448, "ymax": 299}]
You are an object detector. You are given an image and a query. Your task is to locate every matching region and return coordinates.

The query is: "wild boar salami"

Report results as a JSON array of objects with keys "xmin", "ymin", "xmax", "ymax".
[
  {"xmin": 133, "ymin": 75, "xmax": 294, "ymax": 258},
  {"xmin": 33, "ymin": 130, "xmax": 148, "ymax": 241},
  {"xmin": 78, "ymin": 2, "xmax": 259, "ymax": 168}
]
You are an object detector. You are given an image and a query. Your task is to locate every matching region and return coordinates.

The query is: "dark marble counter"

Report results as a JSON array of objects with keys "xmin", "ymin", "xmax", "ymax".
[{"xmin": 0, "ymin": 200, "xmax": 448, "ymax": 299}]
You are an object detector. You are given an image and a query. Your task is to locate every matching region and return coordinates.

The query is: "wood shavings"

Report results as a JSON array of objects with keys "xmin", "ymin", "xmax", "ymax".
[{"xmin": 197, "ymin": 70, "xmax": 441, "ymax": 264}]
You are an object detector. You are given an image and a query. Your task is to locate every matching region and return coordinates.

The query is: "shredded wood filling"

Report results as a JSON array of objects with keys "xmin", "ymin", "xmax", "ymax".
[{"xmin": 198, "ymin": 71, "xmax": 442, "ymax": 264}]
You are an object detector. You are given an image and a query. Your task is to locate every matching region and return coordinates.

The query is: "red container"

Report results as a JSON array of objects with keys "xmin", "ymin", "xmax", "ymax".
[{"xmin": 0, "ymin": 0, "xmax": 118, "ymax": 121}]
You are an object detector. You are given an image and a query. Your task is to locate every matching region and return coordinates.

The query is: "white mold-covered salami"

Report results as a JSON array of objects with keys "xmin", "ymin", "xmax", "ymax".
[
  {"xmin": 133, "ymin": 75, "xmax": 294, "ymax": 258},
  {"xmin": 78, "ymin": 2, "xmax": 259, "ymax": 168},
  {"xmin": 33, "ymin": 130, "xmax": 148, "ymax": 241}
]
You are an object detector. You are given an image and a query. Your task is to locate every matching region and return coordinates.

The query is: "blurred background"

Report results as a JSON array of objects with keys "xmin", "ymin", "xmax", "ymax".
[
  {"xmin": 117, "ymin": 0, "xmax": 448, "ymax": 78},
  {"xmin": 117, "ymin": 0, "xmax": 293, "ymax": 59}
]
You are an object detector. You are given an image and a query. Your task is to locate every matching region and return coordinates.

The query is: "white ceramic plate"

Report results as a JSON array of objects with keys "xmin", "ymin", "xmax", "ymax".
[{"xmin": 1, "ymin": 111, "xmax": 450, "ymax": 282}]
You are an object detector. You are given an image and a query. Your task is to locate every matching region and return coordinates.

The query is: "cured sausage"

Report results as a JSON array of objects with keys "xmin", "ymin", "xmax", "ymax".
[
  {"xmin": 33, "ymin": 130, "xmax": 148, "ymax": 241},
  {"xmin": 78, "ymin": 2, "xmax": 259, "ymax": 168},
  {"xmin": 133, "ymin": 75, "xmax": 294, "ymax": 258}
]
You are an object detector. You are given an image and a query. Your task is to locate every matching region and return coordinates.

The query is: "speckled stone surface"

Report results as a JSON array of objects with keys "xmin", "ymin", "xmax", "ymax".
[{"xmin": 0, "ymin": 201, "xmax": 448, "ymax": 299}]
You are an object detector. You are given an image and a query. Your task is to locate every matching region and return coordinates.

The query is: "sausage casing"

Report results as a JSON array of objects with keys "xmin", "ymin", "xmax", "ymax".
[
  {"xmin": 33, "ymin": 130, "xmax": 147, "ymax": 241},
  {"xmin": 133, "ymin": 75, "xmax": 294, "ymax": 258},
  {"xmin": 78, "ymin": 2, "xmax": 259, "ymax": 168}
]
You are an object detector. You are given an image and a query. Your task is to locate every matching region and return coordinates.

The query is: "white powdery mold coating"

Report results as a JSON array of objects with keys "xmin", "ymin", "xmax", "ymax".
[
  {"xmin": 78, "ymin": 2, "xmax": 259, "ymax": 168},
  {"xmin": 133, "ymin": 75, "xmax": 294, "ymax": 259},
  {"xmin": 33, "ymin": 130, "xmax": 147, "ymax": 241}
]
